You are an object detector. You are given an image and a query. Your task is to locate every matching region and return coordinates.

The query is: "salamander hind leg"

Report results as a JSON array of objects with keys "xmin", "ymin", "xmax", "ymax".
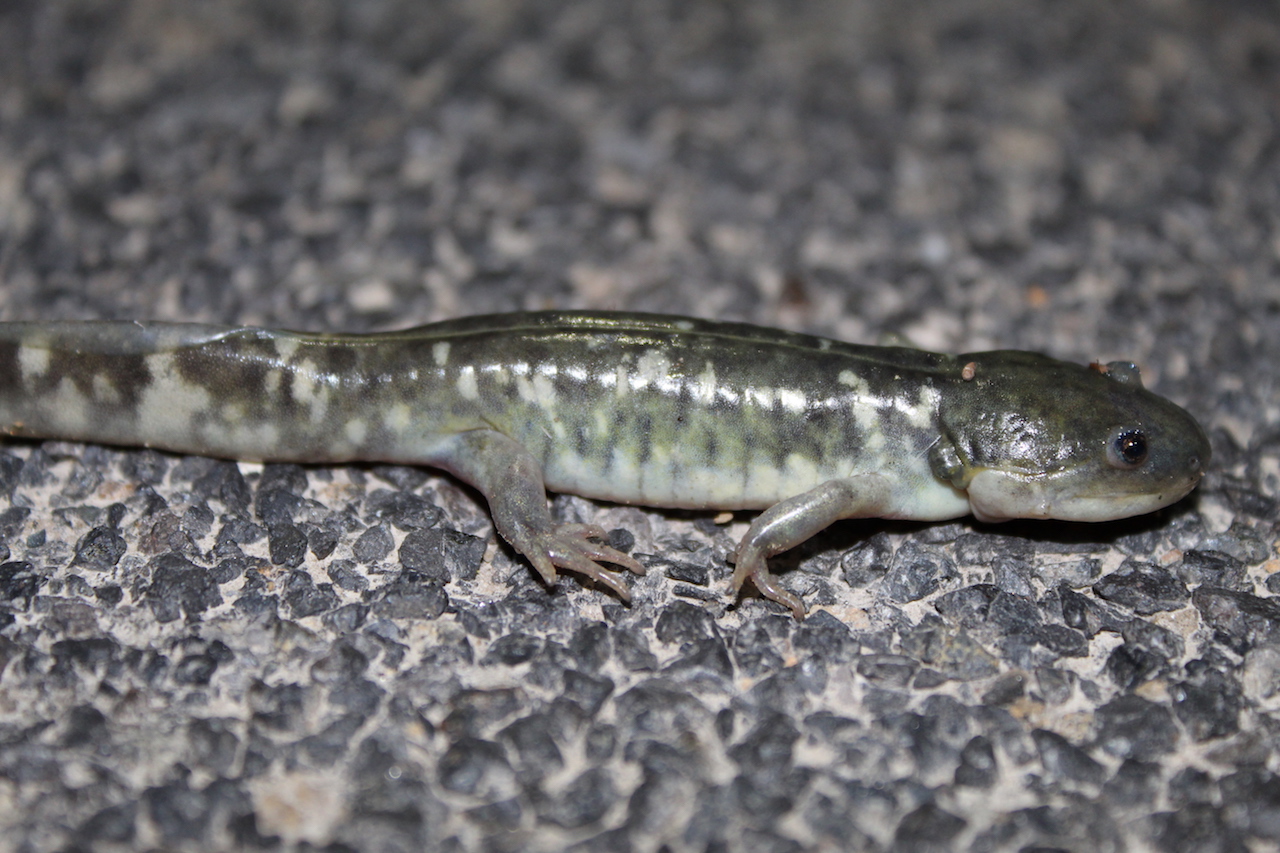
[
  {"xmin": 732, "ymin": 475, "xmax": 894, "ymax": 619},
  {"xmin": 428, "ymin": 430, "xmax": 645, "ymax": 601}
]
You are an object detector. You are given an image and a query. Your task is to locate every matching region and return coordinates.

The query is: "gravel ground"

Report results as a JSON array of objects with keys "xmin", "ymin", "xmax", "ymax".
[{"xmin": 1, "ymin": 1, "xmax": 1279, "ymax": 851}]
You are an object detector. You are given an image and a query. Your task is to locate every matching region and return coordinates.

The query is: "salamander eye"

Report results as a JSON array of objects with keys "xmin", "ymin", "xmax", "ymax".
[{"xmin": 1107, "ymin": 428, "xmax": 1149, "ymax": 469}]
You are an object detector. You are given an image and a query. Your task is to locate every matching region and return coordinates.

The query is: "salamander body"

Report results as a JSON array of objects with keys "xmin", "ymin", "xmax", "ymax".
[{"xmin": 0, "ymin": 312, "xmax": 1210, "ymax": 616}]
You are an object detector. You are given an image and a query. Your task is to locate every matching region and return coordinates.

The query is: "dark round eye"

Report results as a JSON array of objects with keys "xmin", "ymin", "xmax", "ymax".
[{"xmin": 1108, "ymin": 428, "xmax": 1148, "ymax": 469}]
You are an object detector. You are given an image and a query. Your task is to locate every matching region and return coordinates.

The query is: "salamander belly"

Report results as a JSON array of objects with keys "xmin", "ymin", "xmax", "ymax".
[
  {"xmin": 534, "ymin": 432, "xmax": 971, "ymax": 516},
  {"xmin": 538, "ymin": 438, "xmax": 855, "ymax": 510}
]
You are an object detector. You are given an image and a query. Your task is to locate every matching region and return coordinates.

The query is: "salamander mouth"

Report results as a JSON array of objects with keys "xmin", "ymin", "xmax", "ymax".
[
  {"xmin": 1044, "ymin": 487, "xmax": 1197, "ymax": 522},
  {"xmin": 966, "ymin": 469, "xmax": 1203, "ymax": 523}
]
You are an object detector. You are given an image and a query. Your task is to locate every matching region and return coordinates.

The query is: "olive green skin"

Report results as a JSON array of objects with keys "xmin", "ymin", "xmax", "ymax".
[{"xmin": 0, "ymin": 311, "xmax": 1210, "ymax": 617}]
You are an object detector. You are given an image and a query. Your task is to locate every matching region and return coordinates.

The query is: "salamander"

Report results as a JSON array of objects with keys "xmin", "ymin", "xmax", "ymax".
[{"xmin": 0, "ymin": 311, "xmax": 1210, "ymax": 617}]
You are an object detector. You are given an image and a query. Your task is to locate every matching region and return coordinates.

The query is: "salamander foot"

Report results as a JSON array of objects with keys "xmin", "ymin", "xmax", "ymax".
[
  {"xmin": 730, "ymin": 543, "xmax": 807, "ymax": 620},
  {"xmin": 515, "ymin": 523, "xmax": 645, "ymax": 602}
]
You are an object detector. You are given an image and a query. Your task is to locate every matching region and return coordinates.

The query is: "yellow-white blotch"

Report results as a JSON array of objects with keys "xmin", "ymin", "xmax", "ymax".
[
  {"xmin": 456, "ymin": 365, "xmax": 479, "ymax": 400},
  {"xmin": 384, "ymin": 402, "xmax": 412, "ymax": 432},
  {"xmin": 344, "ymin": 419, "xmax": 368, "ymax": 446},
  {"xmin": 432, "ymin": 342, "xmax": 451, "ymax": 367},
  {"xmin": 17, "ymin": 346, "xmax": 51, "ymax": 383}
]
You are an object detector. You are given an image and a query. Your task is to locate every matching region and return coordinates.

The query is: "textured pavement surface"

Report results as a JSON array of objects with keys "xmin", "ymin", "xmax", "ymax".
[{"xmin": 1, "ymin": 1, "xmax": 1279, "ymax": 851}]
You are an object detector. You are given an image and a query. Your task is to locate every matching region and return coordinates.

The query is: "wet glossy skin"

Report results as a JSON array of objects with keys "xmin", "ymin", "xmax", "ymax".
[{"xmin": 0, "ymin": 312, "xmax": 1210, "ymax": 617}]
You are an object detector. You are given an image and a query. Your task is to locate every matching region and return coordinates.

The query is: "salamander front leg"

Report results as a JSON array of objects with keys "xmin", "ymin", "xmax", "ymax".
[
  {"xmin": 732, "ymin": 474, "xmax": 893, "ymax": 619},
  {"xmin": 428, "ymin": 430, "xmax": 645, "ymax": 601}
]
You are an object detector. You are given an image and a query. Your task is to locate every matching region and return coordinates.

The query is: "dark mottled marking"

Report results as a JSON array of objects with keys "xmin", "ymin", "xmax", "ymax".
[
  {"xmin": 768, "ymin": 409, "xmax": 792, "ymax": 471},
  {"xmin": 174, "ymin": 334, "xmax": 275, "ymax": 408},
  {"xmin": 48, "ymin": 349, "xmax": 151, "ymax": 409},
  {"xmin": 635, "ymin": 413, "xmax": 653, "ymax": 466},
  {"xmin": 0, "ymin": 342, "xmax": 21, "ymax": 401},
  {"xmin": 317, "ymin": 345, "xmax": 366, "ymax": 392},
  {"xmin": 796, "ymin": 407, "xmax": 832, "ymax": 463},
  {"xmin": 703, "ymin": 430, "xmax": 719, "ymax": 463},
  {"xmin": 600, "ymin": 423, "xmax": 621, "ymax": 475},
  {"xmin": 673, "ymin": 374, "xmax": 692, "ymax": 429}
]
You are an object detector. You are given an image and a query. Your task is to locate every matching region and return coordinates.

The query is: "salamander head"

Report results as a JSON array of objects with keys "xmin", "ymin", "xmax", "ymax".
[{"xmin": 934, "ymin": 353, "xmax": 1210, "ymax": 523}]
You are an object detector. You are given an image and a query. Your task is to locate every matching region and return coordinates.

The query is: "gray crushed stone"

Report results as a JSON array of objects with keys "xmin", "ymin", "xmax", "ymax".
[{"xmin": 1, "ymin": 0, "xmax": 1279, "ymax": 851}]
